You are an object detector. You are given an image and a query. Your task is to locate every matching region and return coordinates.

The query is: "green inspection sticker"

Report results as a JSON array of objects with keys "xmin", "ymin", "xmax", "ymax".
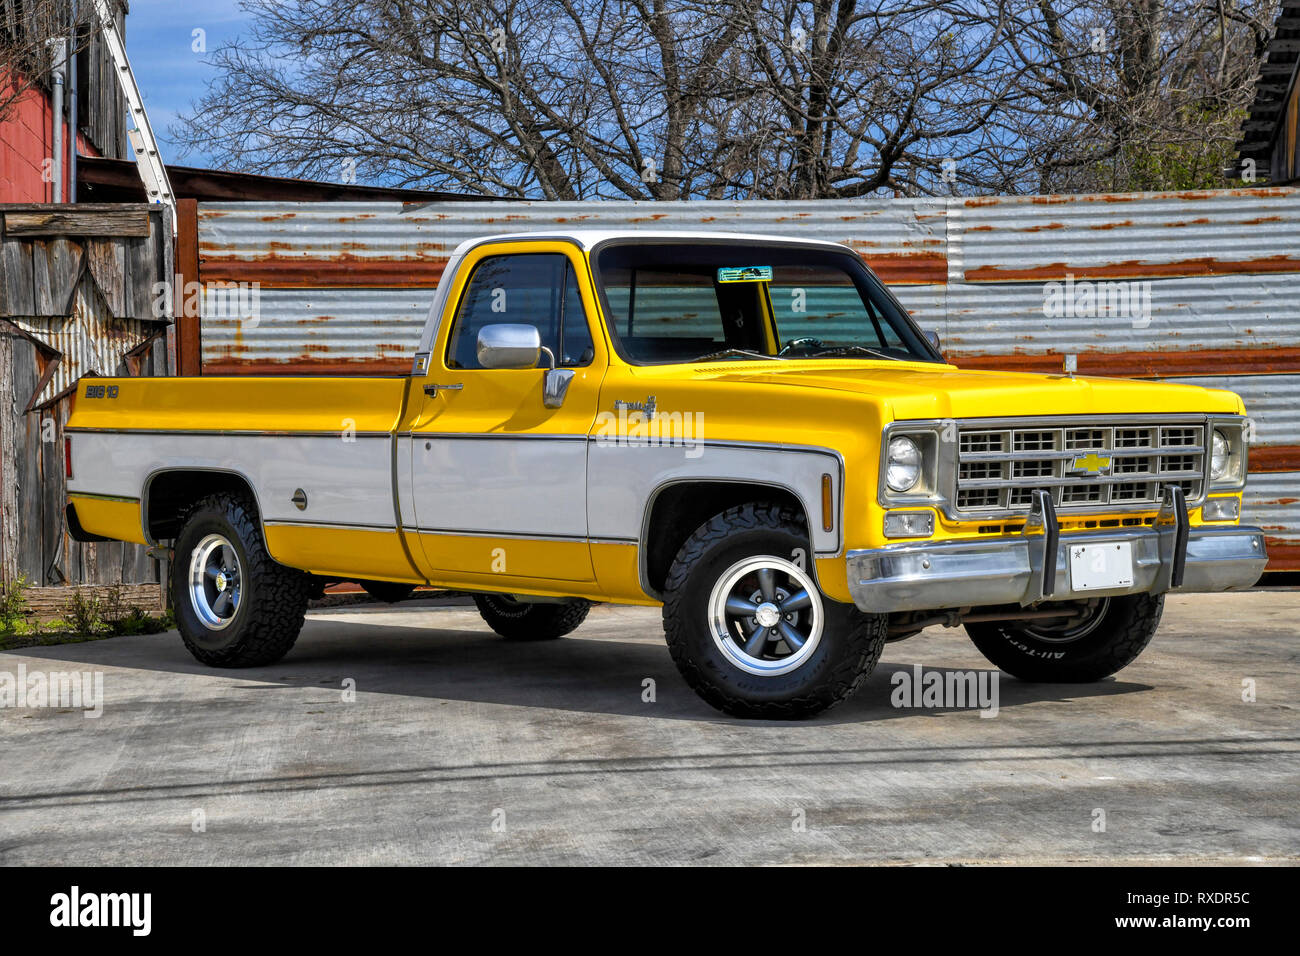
[{"xmin": 716, "ymin": 265, "xmax": 772, "ymax": 283}]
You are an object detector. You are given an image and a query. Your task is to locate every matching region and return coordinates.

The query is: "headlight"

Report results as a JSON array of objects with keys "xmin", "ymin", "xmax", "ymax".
[
  {"xmin": 1210, "ymin": 429, "xmax": 1230, "ymax": 480},
  {"xmin": 886, "ymin": 436, "xmax": 922, "ymax": 492}
]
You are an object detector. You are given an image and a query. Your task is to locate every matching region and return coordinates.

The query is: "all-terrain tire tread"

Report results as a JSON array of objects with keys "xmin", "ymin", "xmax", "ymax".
[
  {"xmin": 174, "ymin": 492, "xmax": 309, "ymax": 668},
  {"xmin": 474, "ymin": 595, "xmax": 591, "ymax": 640},
  {"xmin": 966, "ymin": 593, "xmax": 1163, "ymax": 682},
  {"xmin": 662, "ymin": 502, "xmax": 887, "ymax": 719}
]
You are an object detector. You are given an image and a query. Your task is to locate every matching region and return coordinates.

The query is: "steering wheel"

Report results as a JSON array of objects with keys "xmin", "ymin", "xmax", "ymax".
[{"xmin": 779, "ymin": 336, "xmax": 824, "ymax": 356}]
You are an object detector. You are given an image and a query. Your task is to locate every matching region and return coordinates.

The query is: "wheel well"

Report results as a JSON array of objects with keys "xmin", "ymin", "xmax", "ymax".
[
  {"xmin": 146, "ymin": 470, "xmax": 259, "ymax": 541},
  {"xmin": 642, "ymin": 482, "xmax": 807, "ymax": 596}
]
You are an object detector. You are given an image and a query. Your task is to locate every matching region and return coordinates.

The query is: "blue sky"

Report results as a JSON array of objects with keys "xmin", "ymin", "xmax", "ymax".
[{"xmin": 125, "ymin": 0, "xmax": 253, "ymax": 168}]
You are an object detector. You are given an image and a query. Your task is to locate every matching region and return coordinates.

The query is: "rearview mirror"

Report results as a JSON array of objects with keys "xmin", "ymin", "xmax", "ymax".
[
  {"xmin": 477, "ymin": 324, "xmax": 541, "ymax": 369},
  {"xmin": 923, "ymin": 329, "xmax": 942, "ymax": 354}
]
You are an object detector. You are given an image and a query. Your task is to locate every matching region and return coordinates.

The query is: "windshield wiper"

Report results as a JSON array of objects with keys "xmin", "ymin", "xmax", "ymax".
[
  {"xmin": 810, "ymin": 345, "xmax": 900, "ymax": 361},
  {"xmin": 693, "ymin": 348, "xmax": 782, "ymax": 362}
]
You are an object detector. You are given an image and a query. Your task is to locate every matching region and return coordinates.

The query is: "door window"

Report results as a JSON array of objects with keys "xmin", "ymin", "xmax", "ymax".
[{"xmin": 446, "ymin": 253, "xmax": 595, "ymax": 369}]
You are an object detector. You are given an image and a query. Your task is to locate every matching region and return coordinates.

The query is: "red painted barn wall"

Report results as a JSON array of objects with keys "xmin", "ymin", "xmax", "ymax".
[{"xmin": 1, "ymin": 71, "xmax": 101, "ymax": 203}]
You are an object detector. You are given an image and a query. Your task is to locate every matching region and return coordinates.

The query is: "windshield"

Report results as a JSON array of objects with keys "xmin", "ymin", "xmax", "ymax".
[{"xmin": 593, "ymin": 241, "xmax": 938, "ymax": 365}]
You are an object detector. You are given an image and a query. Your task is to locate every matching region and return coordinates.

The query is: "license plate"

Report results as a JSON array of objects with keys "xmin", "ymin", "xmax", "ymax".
[{"xmin": 1069, "ymin": 542, "xmax": 1134, "ymax": 591}]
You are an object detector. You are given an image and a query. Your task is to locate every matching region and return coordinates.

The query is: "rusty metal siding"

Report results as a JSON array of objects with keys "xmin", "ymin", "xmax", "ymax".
[
  {"xmin": 197, "ymin": 199, "xmax": 951, "ymax": 288},
  {"xmin": 201, "ymin": 287, "xmax": 430, "ymax": 375},
  {"xmin": 935, "ymin": 273, "xmax": 1300, "ymax": 360},
  {"xmin": 951, "ymin": 189, "xmax": 1300, "ymax": 282},
  {"xmin": 1243, "ymin": 473, "xmax": 1300, "ymax": 567},
  {"xmin": 1169, "ymin": 374, "xmax": 1300, "ymax": 460},
  {"xmin": 193, "ymin": 189, "xmax": 1300, "ymax": 569}
]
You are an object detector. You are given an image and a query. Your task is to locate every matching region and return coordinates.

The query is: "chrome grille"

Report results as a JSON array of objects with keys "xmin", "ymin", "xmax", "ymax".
[{"xmin": 954, "ymin": 418, "xmax": 1207, "ymax": 516}]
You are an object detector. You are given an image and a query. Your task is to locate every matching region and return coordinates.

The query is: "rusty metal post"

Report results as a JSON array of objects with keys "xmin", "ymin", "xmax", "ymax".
[{"xmin": 174, "ymin": 198, "xmax": 201, "ymax": 376}]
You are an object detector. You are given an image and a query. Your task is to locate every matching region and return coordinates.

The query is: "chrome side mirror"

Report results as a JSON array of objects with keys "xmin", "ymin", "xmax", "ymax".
[
  {"xmin": 475, "ymin": 323, "xmax": 574, "ymax": 408},
  {"xmin": 923, "ymin": 329, "xmax": 942, "ymax": 354},
  {"xmin": 477, "ymin": 324, "xmax": 541, "ymax": 369}
]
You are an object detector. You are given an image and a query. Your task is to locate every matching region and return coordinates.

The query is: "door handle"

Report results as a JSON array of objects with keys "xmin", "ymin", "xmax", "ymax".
[{"xmin": 423, "ymin": 382, "xmax": 464, "ymax": 397}]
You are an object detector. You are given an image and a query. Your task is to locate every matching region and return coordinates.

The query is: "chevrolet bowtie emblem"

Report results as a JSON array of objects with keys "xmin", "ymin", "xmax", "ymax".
[{"xmin": 1069, "ymin": 452, "xmax": 1113, "ymax": 476}]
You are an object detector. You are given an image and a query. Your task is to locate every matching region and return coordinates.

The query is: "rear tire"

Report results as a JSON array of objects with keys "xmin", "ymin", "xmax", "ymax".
[
  {"xmin": 965, "ymin": 593, "xmax": 1163, "ymax": 682},
  {"xmin": 474, "ymin": 594, "xmax": 591, "ymax": 640},
  {"xmin": 171, "ymin": 492, "xmax": 309, "ymax": 667},
  {"xmin": 662, "ymin": 502, "xmax": 887, "ymax": 719}
]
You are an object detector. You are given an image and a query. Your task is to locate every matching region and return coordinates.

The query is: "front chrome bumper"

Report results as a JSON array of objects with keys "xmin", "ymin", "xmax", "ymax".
[{"xmin": 847, "ymin": 488, "xmax": 1267, "ymax": 614}]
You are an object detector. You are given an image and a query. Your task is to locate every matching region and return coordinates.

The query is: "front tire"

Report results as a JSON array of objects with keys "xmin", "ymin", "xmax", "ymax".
[
  {"xmin": 474, "ymin": 594, "xmax": 591, "ymax": 640},
  {"xmin": 965, "ymin": 593, "xmax": 1163, "ymax": 682},
  {"xmin": 662, "ymin": 503, "xmax": 887, "ymax": 719},
  {"xmin": 172, "ymin": 493, "xmax": 309, "ymax": 667}
]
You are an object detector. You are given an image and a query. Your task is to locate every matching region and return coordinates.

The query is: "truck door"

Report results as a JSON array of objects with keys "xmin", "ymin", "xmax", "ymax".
[{"xmin": 406, "ymin": 243, "xmax": 605, "ymax": 583}]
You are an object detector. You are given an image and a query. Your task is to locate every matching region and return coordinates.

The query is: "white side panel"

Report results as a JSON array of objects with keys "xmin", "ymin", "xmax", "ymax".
[
  {"xmin": 586, "ymin": 442, "xmax": 843, "ymax": 555},
  {"xmin": 68, "ymin": 432, "xmax": 397, "ymax": 530},
  {"xmin": 410, "ymin": 437, "xmax": 588, "ymax": 536}
]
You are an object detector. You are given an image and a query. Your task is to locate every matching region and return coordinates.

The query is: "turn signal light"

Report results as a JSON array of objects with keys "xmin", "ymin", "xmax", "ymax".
[
  {"xmin": 821, "ymin": 474, "xmax": 834, "ymax": 532},
  {"xmin": 884, "ymin": 511, "xmax": 935, "ymax": 539}
]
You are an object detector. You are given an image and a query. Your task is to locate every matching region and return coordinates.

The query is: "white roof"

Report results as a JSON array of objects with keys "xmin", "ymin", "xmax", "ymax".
[{"xmin": 449, "ymin": 229, "xmax": 848, "ymax": 257}]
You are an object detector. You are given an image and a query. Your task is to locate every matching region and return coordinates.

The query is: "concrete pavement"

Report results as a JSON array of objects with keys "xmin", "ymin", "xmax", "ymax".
[{"xmin": 1, "ymin": 592, "xmax": 1296, "ymax": 864}]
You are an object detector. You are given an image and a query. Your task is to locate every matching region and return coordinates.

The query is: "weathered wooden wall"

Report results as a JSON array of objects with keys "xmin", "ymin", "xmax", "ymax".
[
  {"xmin": 0, "ymin": 203, "xmax": 171, "ymax": 589},
  {"xmin": 1, "ymin": 327, "xmax": 167, "ymax": 587}
]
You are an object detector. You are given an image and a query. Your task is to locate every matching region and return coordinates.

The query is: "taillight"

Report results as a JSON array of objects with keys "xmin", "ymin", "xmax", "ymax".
[{"xmin": 65, "ymin": 436, "xmax": 72, "ymax": 479}]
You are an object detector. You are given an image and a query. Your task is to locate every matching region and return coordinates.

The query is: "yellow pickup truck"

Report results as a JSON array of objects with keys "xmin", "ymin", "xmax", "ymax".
[{"xmin": 64, "ymin": 231, "xmax": 1267, "ymax": 718}]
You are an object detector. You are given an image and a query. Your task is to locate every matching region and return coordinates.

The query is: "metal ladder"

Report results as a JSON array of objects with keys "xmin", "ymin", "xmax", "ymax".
[{"xmin": 91, "ymin": 0, "xmax": 175, "ymax": 226}]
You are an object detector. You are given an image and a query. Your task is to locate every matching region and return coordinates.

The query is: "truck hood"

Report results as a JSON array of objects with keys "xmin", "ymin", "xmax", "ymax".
[{"xmin": 681, "ymin": 361, "xmax": 1245, "ymax": 419}]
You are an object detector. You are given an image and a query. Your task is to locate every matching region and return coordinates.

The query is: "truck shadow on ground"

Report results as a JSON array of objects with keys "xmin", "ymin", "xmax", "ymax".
[{"xmin": 5, "ymin": 611, "xmax": 1152, "ymax": 726}]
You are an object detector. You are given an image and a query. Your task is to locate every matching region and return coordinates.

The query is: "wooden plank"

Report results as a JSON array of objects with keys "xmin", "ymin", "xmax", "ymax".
[
  {"xmin": 50, "ymin": 239, "xmax": 85, "ymax": 315},
  {"xmin": 85, "ymin": 239, "xmax": 126, "ymax": 316},
  {"xmin": 125, "ymin": 539, "xmax": 151, "ymax": 585},
  {"xmin": 125, "ymin": 235, "xmax": 159, "ymax": 319},
  {"xmin": 31, "ymin": 239, "xmax": 83, "ymax": 317},
  {"xmin": 41, "ymin": 403, "xmax": 62, "ymax": 584},
  {"xmin": 81, "ymin": 528, "xmax": 97, "ymax": 585},
  {"xmin": 96, "ymin": 539, "xmax": 123, "ymax": 585},
  {"xmin": 32, "ymin": 242, "xmax": 55, "ymax": 316},
  {"xmin": 3, "ymin": 210, "xmax": 152, "ymax": 239},
  {"xmin": 0, "ymin": 240, "xmax": 35, "ymax": 316},
  {"xmin": 68, "ymin": 539, "xmax": 84, "ymax": 586},
  {"xmin": 0, "ymin": 332, "xmax": 17, "ymax": 584},
  {"xmin": 24, "ymin": 352, "xmax": 59, "ymax": 413},
  {"xmin": 13, "ymin": 341, "xmax": 44, "ymax": 581}
]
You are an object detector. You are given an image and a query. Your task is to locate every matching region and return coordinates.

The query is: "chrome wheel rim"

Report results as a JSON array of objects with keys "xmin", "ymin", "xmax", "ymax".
[
  {"xmin": 1020, "ymin": 598, "xmax": 1110, "ymax": 643},
  {"xmin": 188, "ymin": 533, "xmax": 242, "ymax": 630},
  {"xmin": 708, "ymin": 555, "xmax": 824, "ymax": 677}
]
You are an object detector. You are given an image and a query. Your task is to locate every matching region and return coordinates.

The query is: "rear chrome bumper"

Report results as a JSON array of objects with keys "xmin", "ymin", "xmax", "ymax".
[{"xmin": 848, "ymin": 488, "xmax": 1267, "ymax": 614}]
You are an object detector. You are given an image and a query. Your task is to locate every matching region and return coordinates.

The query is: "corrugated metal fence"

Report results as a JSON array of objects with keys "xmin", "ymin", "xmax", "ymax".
[{"xmin": 192, "ymin": 189, "xmax": 1300, "ymax": 570}]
